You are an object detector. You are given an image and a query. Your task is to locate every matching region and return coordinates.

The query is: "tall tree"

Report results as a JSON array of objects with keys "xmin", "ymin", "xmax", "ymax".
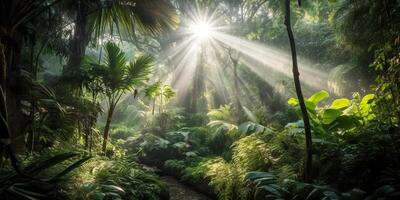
[{"xmin": 284, "ymin": 0, "xmax": 313, "ymax": 182}]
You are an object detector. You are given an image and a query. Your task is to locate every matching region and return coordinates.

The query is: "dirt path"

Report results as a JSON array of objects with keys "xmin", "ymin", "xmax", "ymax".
[{"xmin": 160, "ymin": 176, "xmax": 212, "ymax": 200}]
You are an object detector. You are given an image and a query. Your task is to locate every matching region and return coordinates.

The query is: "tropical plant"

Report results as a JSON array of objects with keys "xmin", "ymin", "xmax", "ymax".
[
  {"xmin": 288, "ymin": 90, "xmax": 376, "ymax": 137},
  {"xmin": 0, "ymin": 152, "xmax": 91, "ymax": 200},
  {"xmin": 88, "ymin": 42, "xmax": 154, "ymax": 153},
  {"xmin": 371, "ymin": 43, "xmax": 400, "ymax": 125},
  {"xmin": 77, "ymin": 157, "xmax": 168, "ymax": 200},
  {"xmin": 145, "ymin": 81, "xmax": 176, "ymax": 115},
  {"xmin": 207, "ymin": 104, "xmax": 238, "ymax": 136},
  {"xmin": 246, "ymin": 171, "xmax": 400, "ymax": 200}
]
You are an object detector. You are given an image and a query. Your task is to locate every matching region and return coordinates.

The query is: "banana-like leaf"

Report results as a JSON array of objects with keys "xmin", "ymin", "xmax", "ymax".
[
  {"xmin": 48, "ymin": 156, "xmax": 92, "ymax": 182},
  {"xmin": 25, "ymin": 152, "xmax": 79, "ymax": 175}
]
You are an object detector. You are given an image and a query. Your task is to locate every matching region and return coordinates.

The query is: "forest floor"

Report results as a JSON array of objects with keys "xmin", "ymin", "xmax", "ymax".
[
  {"xmin": 141, "ymin": 165, "xmax": 211, "ymax": 200},
  {"xmin": 160, "ymin": 176, "xmax": 211, "ymax": 200}
]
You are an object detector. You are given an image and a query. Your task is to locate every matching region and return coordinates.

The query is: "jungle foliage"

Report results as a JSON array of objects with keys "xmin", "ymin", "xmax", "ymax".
[{"xmin": 0, "ymin": 0, "xmax": 399, "ymax": 200}]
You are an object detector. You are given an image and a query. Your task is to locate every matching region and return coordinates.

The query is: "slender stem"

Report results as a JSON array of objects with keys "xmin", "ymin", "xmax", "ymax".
[{"xmin": 284, "ymin": 0, "xmax": 313, "ymax": 183}]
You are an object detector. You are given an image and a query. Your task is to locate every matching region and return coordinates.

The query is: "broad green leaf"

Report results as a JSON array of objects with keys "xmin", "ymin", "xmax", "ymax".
[
  {"xmin": 308, "ymin": 90, "xmax": 329, "ymax": 105},
  {"xmin": 246, "ymin": 171, "xmax": 276, "ymax": 181},
  {"xmin": 360, "ymin": 94, "xmax": 375, "ymax": 106},
  {"xmin": 330, "ymin": 98, "xmax": 351, "ymax": 109},
  {"xmin": 8, "ymin": 186, "xmax": 46, "ymax": 200},
  {"xmin": 25, "ymin": 152, "xmax": 79, "ymax": 175},
  {"xmin": 359, "ymin": 94, "xmax": 375, "ymax": 116},
  {"xmin": 305, "ymin": 100, "xmax": 317, "ymax": 112},
  {"xmin": 259, "ymin": 185, "xmax": 281, "ymax": 196},
  {"xmin": 328, "ymin": 116, "xmax": 360, "ymax": 130},
  {"xmin": 321, "ymin": 109, "xmax": 342, "ymax": 124},
  {"xmin": 288, "ymin": 98, "xmax": 316, "ymax": 113},
  {"xmin": 49, "ymin": 156, "xmax": 92, "ymax": 182}
]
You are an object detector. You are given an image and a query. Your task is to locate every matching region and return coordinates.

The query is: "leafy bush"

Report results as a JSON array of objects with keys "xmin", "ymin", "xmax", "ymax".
[
  {"xmin": 246, "ymin": 171, "xmax": 400, "ymax": 200},
  {"xmin": 77, "ymin": 157, "xmax": 167, "ymax": 200},
  {"xmin": 288, "ymin": 90, "xmax": 376, "ymax": 136}
]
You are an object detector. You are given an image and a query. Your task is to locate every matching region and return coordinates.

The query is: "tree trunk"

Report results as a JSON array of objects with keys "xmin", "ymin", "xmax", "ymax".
[
  {"xmin": 66, "ymin": 0, "xmax": 89, "ymax": 71},
  {"xmin": 102, "ymin": 104, "xmax": 115, "ymax": 153},
  {"xmin": 159, "ymin": 94, "xmax": 163, "ymax": 114},
  {"xmin": 3, "ymin": 33, "xmax": 27, "ymax": 154},
  {"xmin": 192, "ymin": 45, "xmax": 206, "ymax": 113},
  {"xmin": 232, "ymin": 56, "xmax": 244, "ymax": 122},
  {"xmin": 152, "ymin": 98, "xmax": 156, "ymax": 115},
  {"xmin": 284, "ymin": 0, "xmax": 313, "ymax": 183}
]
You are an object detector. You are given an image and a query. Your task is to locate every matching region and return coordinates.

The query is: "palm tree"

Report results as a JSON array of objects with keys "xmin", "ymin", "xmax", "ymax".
[
  {"xmin": 144, "ymin": 81, "xmax": 175, "ymax": 115},
  {"xmin": 90, "ymin": 42, "xmax": 153, "ymax": 153}
]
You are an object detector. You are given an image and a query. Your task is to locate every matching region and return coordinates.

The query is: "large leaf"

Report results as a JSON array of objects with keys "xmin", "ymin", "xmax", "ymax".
[
  {"xmin": 49, "ymin": 156, "xmax": 92, "ymax": 182},
  {"xmin": 238, "ymin": 121, "xmax": 270, "ymax": 135},
  {"xmin": 308, "ymin": 90, "xmax": 329, "ymax": 106},
  {"xmin": 7, "ymin": 185, "xmax": 46, "ymax": 200},
  {"xmin": 102, "ymin": 184, "xmax": 125, "ymax": 194},
  {"xmin": 124, "ymin": 55, "xmax": 154, "ymax": 88},
  {"xmin": 359, "ymin": 94, "xmax": 375, "ymax": 116},
  {"xmin": 25, "ymin": 152, "xmax": 79, "ymax": 175},
  {"xmin": 330, "ymin": 98, "xmax": 351, "ymax": 109},
  {"xmin": 88, "ymin": 0, "xmax": 179, "ymax": 41},
  {"xmin": 328, "ymin": 115, "xmax": 361, "ymax": 131},
  {"xmin": 246, "ymin": 171, "xmax": 277, "ymax": 182},
  {"xmin": 321, "ymin": 109, "xmax": 342, "ymax": 124}
]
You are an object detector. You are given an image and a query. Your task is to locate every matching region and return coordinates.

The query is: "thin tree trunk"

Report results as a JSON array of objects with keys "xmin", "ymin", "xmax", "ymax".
[
  {"xmin": 152, "ymin": 98, "xmax": 156, "ymax": 115},
  {"xmin": 284, "ymin": 0, "xmax": 313, "ymax": 183},
  {"xmin": 160, "ymin": 94, "xmax": 163, "ymax": 114},
  {"xmin": 102, "ymin": 104, "xmax": 115, "ymax": 153},
  {"xmin": 231, "ymin": 53, "xmax": 244, "ymax": 122}
]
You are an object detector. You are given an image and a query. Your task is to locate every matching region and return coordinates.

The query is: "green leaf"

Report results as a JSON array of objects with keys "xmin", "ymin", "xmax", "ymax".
[
  {"xmin": 288, "ymin": 98, "xmax": 299, "ymax": 106},
  {"xmin": 102, "ymin": 185, "xmax": 126, "ymax": 194},
  {"xmin": 8, "ymin": 186, "xmax": 46, "ymax": 200},
  {"xmin": 360, "ymin": 94, "xmax": 375, "ymax": 106},
  {"xmin": 25, "ymin": 152, "xmax": 79, "ymax": 175},
  {"xmin": 246, "ymin": 171, "xmax": 276, "ymax": 181},
  {"xmin": 308, "ymin": 90, "xmax": 329, "ymax": 105},
  {"xmin": 328, "ymin": 116, "xmax": 360, "ymax": 131},
  {"xmin": 321, "ymin": 109, "xmax": 342, "ymax": 124},
  {"xmin": 359, "ymin": 94, "xmax": 375, "ymax": 116},
  {"xmin": 49, "ymin": 156, "xmax": 91, "ymax": 182},
  {"xmin": 330, "ymin": 98, "xmax": 351, "ymax": 109},
  {"xmin": 305, "ymin": 100, "xmax": 317, "ymax": 112}
]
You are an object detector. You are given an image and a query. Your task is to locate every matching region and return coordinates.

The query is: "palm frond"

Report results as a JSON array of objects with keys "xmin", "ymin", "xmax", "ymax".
[
  {"xmin": 104, "ymin": 42, "xmax": 127, "ymax": 90},
  {"xmin": 123, "ymin": 55, "xmax": 154, "ymax": 90},
  {"xmin": 144, "ymin": 81, "xmax": 162, "ymax": 98},
  {"xmin": 88, "ymin": 0, "xmax": 179, "ymax": 42}
]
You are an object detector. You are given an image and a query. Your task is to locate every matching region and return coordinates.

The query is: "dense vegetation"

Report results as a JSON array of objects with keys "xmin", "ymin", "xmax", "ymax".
[{"xmin": 1, "ymin": 0, "xmax": 399, "ymax": 199}]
